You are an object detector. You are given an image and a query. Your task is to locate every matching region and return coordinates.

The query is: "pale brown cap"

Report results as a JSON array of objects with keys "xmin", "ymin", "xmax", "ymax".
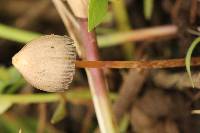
[{"xmin": 12, "ymin": 35, "xmax": 76, "ymax": 92}]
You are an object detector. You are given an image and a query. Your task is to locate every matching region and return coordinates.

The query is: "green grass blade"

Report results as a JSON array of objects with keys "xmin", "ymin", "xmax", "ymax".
[
  {"xmin": 0, "ymin": 23, "xmax": 41, "ymax": 43},
  {"xmin": 143, "ymin": 0, "xmax": 154, "ymax": 20},
  {"xmin": 51, "ymin": 100, "xmax": 67, "ymax": 124},
  {"xmin": 185, "ymin": 37, "xmax": 200, "ymax": 88}
]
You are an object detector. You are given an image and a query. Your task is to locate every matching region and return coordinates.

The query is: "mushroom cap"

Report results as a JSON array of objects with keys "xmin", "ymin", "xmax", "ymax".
[{"xmin": 12, "ymin": 35, "xmax": 76, "ymax": 92}]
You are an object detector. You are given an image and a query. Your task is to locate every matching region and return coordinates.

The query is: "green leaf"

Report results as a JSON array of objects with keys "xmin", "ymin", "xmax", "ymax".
[
  {"xmin": 0, "ymin": 101, "xmax": 12, "ymax": 114},
  {"xmin": 88, "ymin": 0, "xmax": 108, "ymax": 31},
  {"xmin": 7, "ymin": 67, "xmax": 25, "ymax": 93},
  {"xmin": 143, "ymin": 0, "xmax": 154, "ymax": 20},
  {"xmin": 0, "ymin": 66, "xmax": 25, "ymax": 93},
  {"xmin": 185, "ymin": 37, "xmax": 200, "ymax": 88},
  {"xmin": 6, "ymin": 79, "xmax": 25, "ymax": 94},
  {"xmin": 51, "ymin": 100, "xmax": 67, "ymax": 124}
]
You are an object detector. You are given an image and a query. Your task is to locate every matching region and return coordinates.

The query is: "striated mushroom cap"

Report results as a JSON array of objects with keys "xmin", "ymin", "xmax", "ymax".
[{"xmin": 12, "ymin": 35, "xmax": 76, "ymax": 92}]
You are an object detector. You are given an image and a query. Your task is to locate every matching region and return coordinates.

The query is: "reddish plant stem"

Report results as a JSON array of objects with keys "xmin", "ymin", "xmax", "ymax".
[
  {"xmin": 75, "ymin": 57, "xmax": 200, "ymax": 69},
  {"xmin": 78, "ymin": 19, "xmax": 118, "ymax": 133},
  {"xmin": 78, "ymin": 19, "xmax": 104, "ymax": 95}
]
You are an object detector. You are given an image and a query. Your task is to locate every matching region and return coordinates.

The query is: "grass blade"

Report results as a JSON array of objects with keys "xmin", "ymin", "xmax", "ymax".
[{"xmin": 185, "ymin": 37, "xmax": 200, "ymax": 88}]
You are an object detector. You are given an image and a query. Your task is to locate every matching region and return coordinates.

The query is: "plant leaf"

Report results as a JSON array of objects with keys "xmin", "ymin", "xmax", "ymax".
[
  {"xmin": 51, "ymin": 100, "xmax": 67, "ymax": 124},
  {"xmin": 185, "ymin": 37, "xmax": 200, "ymax": 88},
  {"xmin": 7, "ymin": 67, "xmax": 25, "ymax": 93},
  {"xmin": 143, "ymin": 0, "xmax": 154, "ymax": 20},
  {"xmin": 8, "ymin": 67, "xmax": 21, "ymax": 83},
  {"xmin": 6, "ymin": 79, "xmax": 25, "ymax": 94},
  {"xmin": 88, "ymin": 0, "xmax": 108, "ymax": 31}
]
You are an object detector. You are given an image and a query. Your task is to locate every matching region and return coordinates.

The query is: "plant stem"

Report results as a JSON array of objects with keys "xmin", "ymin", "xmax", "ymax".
[
  {"xmin": 78, "ymin": 19, "xmax": 118, "ymax": 133},
  {"xmin": 0, "ymin": 23, "xmax": 41, "ymax": 43},
  {"xmin": 37, "ymin": 103, "xmax": 46, "ymax": 133},
  {"xmin": 0, "ymin": 23, "xmax": 177, "ymax": 47},
  {"xmin": 53, "ymin": 1, "xmax": 118, "ymax": 132},
  {"xmin": 75, "ymin": 57, "xmax": 200, "ymax": 69},
  {"xmin": 98, "ymin": 25, "xmax": 177, "ymax": 47},
  {"xmin": 112, "ymin": 0, "xmax": 134, "ymax": 59},
  {"xmin": 143, "ymin": 0, "xmax": 154, "ymax": 20},
  {"xmin": 0, "ymin": 89, "xmax": 117, "ymax": 104},
  {"xmin": 52, "ymin": 0, "xmax": 82, "ymax": 56}
]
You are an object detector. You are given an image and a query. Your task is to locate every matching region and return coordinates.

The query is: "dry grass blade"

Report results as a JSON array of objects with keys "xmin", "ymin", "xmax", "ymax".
[{"xmin": 52, "ymin": 0, "xmax": 82, "ymax": 56}]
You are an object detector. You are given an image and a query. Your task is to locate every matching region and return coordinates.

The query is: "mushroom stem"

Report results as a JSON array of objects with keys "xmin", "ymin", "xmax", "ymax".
[{"xmin": 75, "ymin": 57, "xmax": 200, "ymax": 69}]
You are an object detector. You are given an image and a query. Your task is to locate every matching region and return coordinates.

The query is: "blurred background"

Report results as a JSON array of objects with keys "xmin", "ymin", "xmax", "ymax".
[{"xmin": 0, "ymin": 0, "xmax": 200, "ymax": 133}]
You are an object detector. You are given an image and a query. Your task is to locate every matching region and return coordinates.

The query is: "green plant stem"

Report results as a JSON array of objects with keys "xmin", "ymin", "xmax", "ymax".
[
  {"xmin": 143, "ymin": 0, "xmax": 154, "ymax": 20},
  {"xmin": 0, "ymin": 23, "xmax": 177, "ymax": 48},
  {"xmin": 185, "ymin": 37, "xmax": 200, "ymax": 88},
  {"xmin": 112, "ymin": 0, "xmax": 134, "ymax": 59},
  {"xmin": 0, "ymin": 23, "xmax": 41, "ymax": 43},
  {"xmin": 0, "ymin": 89, "xmax": 117, "ymax": 104},
  {"xmin": 119, "ymin": 114, "xmax": 130, "ymax": 133}
]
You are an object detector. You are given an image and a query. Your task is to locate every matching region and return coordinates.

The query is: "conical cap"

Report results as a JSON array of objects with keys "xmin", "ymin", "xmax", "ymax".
[{"xmin": 12, "ymin": 35, "xmax": 76, "ymax": 92}]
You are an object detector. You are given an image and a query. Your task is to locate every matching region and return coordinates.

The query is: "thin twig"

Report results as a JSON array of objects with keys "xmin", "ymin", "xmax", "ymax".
[
  {"xmin": 153, "ymin": 70, "xmax": 200, "ymax": 89},
  {"xmin": 75, "ymin": 57, "xmax": 200, "ymax": 69},
  {"xmin": 113, "ymin": 70, "xmax": 148, "ymax": 122},
  {"xmin": 37, "ymin": 103, "xmax": 47, "ymax": 133},
  {"xmin": 52, "ymin": 0, "xmax": 82, "ymax": 56},
  {"xmin": 52, "ymin": 0, "xmax": 79, "ymax": 29}
]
